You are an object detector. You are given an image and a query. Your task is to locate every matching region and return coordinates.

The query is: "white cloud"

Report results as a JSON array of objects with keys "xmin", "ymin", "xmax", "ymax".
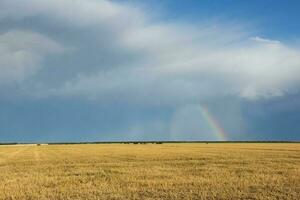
[
  {"xmin": 0, "ymin": 0, "xmax": 300, "ymax": 103},
  {"xmin": 0, "ymin": 0, "xmax": 144, "ymax": 29},
  {"xmin": 250, "ymin": 36, "xmax": 281, "ymax": 45},
  {"xmin": 0, "ymin": 30, "xmax": 65, "ymax": 85},
  {"xmin": 55, "ymin": 33, "xmax": 300, "ymax": 103}
]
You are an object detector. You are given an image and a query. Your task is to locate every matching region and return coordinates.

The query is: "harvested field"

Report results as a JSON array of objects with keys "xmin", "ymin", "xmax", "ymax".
[{"xmin": 0, "ymin": 143, "xmax": 299, "ymax": 200}]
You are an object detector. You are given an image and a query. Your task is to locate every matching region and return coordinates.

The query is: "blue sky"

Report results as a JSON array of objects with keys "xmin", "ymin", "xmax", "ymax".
[
  {"xmin": 151, "ymin": 0, "xmax": 300, "ymax": 39},
  {"xmin": 0, "ymin": 0, "xmax": 300, "ymax": 142}
]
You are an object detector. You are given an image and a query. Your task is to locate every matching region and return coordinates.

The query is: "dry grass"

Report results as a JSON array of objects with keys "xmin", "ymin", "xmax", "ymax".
[{"xmin": 0, "ymin": 143, "xmax": 299, "ymax": 200}]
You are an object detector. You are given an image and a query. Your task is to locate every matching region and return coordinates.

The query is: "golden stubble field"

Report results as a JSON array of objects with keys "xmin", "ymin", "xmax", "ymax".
[{"xmin": 0, "ymin": 143, "xmax": 299, "ymax": 200}]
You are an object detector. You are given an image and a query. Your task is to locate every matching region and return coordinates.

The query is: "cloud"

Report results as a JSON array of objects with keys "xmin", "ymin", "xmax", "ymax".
[
  {"xmin": 0, "ymin": 0, "xmax": 300, "ymax": 104},
  {"xmin": 0, "ymin": 0, "xmax": 144, "ymax": 29},
  {"xmin": 54, "ymin": 34, "xmax": 300, "ymax": 104},
  {"xmin": 250, "ymin": 36, "xmax": 281, "ymax": 45},
  {"xmin": 0, "ymin": 30, "xmax": 65, "ymax": 85}
]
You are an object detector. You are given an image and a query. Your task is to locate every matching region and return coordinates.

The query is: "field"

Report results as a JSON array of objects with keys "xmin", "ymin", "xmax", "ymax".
[{"xmin": 0, "ymin": 143, "xmax": 299, "ymax": 200}]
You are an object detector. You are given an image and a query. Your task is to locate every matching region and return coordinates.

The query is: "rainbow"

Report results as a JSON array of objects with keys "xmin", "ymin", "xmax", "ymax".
[{"xmin": 199, "ymin": 105, "xmax": 227, "ymax": 141}]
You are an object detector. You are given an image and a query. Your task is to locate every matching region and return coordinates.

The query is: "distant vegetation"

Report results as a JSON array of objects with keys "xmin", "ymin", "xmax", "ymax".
[{"xmin": 0, "ymin": 140, "xmax": 299, "ymax": 146}]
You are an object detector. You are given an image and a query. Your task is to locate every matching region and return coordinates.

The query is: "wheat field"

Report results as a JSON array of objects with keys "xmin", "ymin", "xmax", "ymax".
[{"xmin": 0, "ymin": 143, "xmax": 299, "ymax": 200}]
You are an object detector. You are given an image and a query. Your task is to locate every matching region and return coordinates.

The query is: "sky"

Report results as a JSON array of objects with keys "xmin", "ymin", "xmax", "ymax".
[{"xmin": 0, "ymin": 0, "xmax": 300, "ymax": 142}]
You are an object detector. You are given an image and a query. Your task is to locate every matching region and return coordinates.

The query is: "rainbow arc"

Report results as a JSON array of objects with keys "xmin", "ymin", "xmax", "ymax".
[{"xmin": 199, "ymin": 105, "xmax": 227, "ymax": 141}]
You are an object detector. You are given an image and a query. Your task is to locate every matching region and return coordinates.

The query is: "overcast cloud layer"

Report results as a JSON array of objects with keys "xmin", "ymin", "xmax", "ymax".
[{"xmin": 0, "ymin": 0, "xmax": 299, "ymax": 141}]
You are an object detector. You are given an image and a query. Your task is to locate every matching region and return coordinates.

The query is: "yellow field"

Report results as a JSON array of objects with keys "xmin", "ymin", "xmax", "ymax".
[{"xmin": 0, "ymin": 143, "xmax": 299, "ymax": 200}]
